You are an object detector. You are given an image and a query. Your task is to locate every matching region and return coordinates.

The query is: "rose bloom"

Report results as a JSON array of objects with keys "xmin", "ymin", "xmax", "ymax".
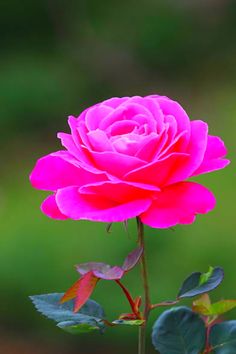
[{"xmin": 30, "ymin": 95, "xmax": 229, "ymax": 228}]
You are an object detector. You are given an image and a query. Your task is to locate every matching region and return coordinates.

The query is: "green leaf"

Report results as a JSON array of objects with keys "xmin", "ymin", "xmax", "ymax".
[
  {"xmin": 152, "ymin": 306, "xmax": 206, "ymax": 354},
  {"xmin": 30, "ymin": 293, "xmax": 105, "ymax": 334},
  {"xmin": 193, "ymin": 296, "xmax": 236, "ymax": 316},
  {"xmin": 192, "ymin": 294, "xmax": 212, "ymax": 315},
  {"xmin": 199, "ymin": 266, "xmax": 214, "ymax": 285},
  {"xmin": 112, "ymin": 319, "xmax": 144, "ymax": 326},
  {"xmin": 57, "ymin": 321, "xmax": 101, "ymax": 334},
  {"xmin": 177, "ymin": 267, "xmax": 224, "ymax": 299},
  {"xmin": 210, "ymin": 300, "xmax": 236, "ymax": 316},
  {"xmin": 210, "ymin": 321, "xmax": 236, "ymax": 353}
]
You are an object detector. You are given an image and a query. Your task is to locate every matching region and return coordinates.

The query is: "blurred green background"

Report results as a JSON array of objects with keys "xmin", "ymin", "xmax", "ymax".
[{"xmin": 0, "ymin": 0, "xmax": 235, "ymax": 353}]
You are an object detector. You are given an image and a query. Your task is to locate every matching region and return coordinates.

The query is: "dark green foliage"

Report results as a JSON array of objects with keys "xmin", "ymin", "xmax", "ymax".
[
  {"xmin": 152, "ymin": 306, "xmax": 206, "ymax": 354},
  {"xmin": 177, "ymin": 267, "xmax": 224, "ymax": 299},
  {"xmin": 30, "ymin": 293, "xmax": 105, "ymax": 333},
  {"xmin": 210, "ymin": 321, "xmax": 236, "ymax": 353}
]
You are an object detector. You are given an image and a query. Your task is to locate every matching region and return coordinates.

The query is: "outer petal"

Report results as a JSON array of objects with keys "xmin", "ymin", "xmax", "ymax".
[
  {"xmin": 124, "ymin": 153, "xmax": 190, "ymax": 187},
  {"xmin": 80, "ymin": 181, "xmax": 160, "ymax": 203},
  {"xmin": 165, "ymin": 120, "xmax": 208, "ymax": 184},
  {"xmin": 56, "ymin": 186, "xmax": 152, "ymax": 222},
  {"xmin": 57, "ymin": 132, "xmax": 92, "ymax": 165},
  {"xmin": 79, "ymin": 181, "xmax": 160, "ymax": 204},
  {"xmin": 140, "ymin": 182, "xmax": 216, "ymax": 228},
  {"xmin": 30, "ymin": 152, "xmax": 107, "ymax": 191},
  {"xmin": 41, "ymin": 195, "xmax": 68, "ymax": 220},
  {"xmin": 192, "ymin": 135, "xmax": 230, "ymax": 176}
]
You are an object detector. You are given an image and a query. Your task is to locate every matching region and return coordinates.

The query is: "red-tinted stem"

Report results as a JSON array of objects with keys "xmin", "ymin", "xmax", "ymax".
[
  {"xmin": 203, "ymin": 323, "xmax": 213, "ymax": 353},
  {"xmin": 151, "ymin": 300, "xmax": 179, "ymax": 309},
  {"xmin": 115, "ymin": 279, "xmax": 140, "ymax": 317}
]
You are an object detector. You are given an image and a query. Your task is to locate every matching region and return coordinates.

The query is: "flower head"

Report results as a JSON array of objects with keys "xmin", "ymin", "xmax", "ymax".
[{"xmin": 30, "ymin": 95, "xmax": 229, "ymax": 228}]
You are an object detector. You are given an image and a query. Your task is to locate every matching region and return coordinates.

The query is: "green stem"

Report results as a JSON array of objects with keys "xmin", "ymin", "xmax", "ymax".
[{"xmin": 137, "ymin": 217, "xmax": 151, "ymax": 354}]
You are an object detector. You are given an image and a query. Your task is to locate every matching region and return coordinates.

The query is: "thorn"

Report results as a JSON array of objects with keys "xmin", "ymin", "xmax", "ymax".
[{"xmin": 106, "ymin": 223, "xmax": 113, "ymax": 234}]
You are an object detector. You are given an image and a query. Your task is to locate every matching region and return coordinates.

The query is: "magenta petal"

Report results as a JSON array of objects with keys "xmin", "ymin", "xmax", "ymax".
[
  {"xmin": 91, "ymin": 150, "xmax": 146, "ymax": 177},
  {"xmin": 140, "ymin": 182, "xmax": 216, "ymax": 228},
  {"xmin": 80, "ymin": 181, "xmax": 160, "ymax": 203},
  {"xmin": 185, "ymin": 120, "xmax": 208, "ymax": 174},
  {"xmin": 157, "ymin": 96, "xmax": 191, "ymax": 136},
  {"xmin": 30, "ymin": 152, "xmax": 107, "ymax": 191},
  {"xmin": 41, "ymin": 195, "xmax": 68, "ymax": 220},
  {"xmin": 57, "ymin": 132, "xmax": 92, "ymax": 164},
  {"xmin": 57, "ymin": 132, "xmax": 79, "ymax": 156},
  {"xmin": 56, "ymin": 186, "xmax": 152, "ymax": 222},
  {"xmin": 103, "ymin": 97, "xmax": 129, "ymax": 108},
  {"xmin": 85, "ymin": 105, "xmax": 113, "ymax": 130},
  {"xmin": 192, "ymin": 135, "xmax": 230, "ymax": 176},
  {"xmin": 140, "ymin": 96, "xmax": 164, "ymax": 132},
  {"xmin": 87, "ymin": 129, "xmax": 114, "ymax": 152},
  {"xmin": 124, "ymin": 153, "xmax": 190, "ymax": 187},
  {"xmin": 30, "ymin": 153, "xmax": 84, "ymax": 191},
  {"xmin": 68, "ymin": 115, "xmax": 82, "ymax": 148},
  {"xmin": 165, "ymin": 120, "xmax": 208, "ymax": 184}
]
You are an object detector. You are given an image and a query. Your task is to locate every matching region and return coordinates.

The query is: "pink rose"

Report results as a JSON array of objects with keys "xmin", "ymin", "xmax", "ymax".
[{"xmin": 30, "ymin": 95, "xmax": 229, "ymax": 228}]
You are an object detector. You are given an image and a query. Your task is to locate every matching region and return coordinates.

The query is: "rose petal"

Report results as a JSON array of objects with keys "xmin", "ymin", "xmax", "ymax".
[
  {"xmin": 68, "ymin": 115, "xmax": 81, "ymax": 147},
  {"xmin": 135, "ymin": 133, "xmax": 165, "ymax": 161},
  {"xmin": 192, "ymin": 135, "xmax": 230, "ymax": 176},
  {"xmin": 103, "ymin": 97, "xmax": 129, "ymax": 108},
  {"xmin": 124, "ymin": 152, "xmax": 190, "ymax": 187},
  {"xmin": 157, "ymin": 96, "xmax": 191, "ymax": 140},
  {"xmin": 164, "ymin": 120, "xmax": 208, "ymax": 184},
  {"xmin": 80, "ymin": 181, "xmax": 159, "ymax": 203},
  {"xmin": 141, "ymin": 96, "xmax": 164, "ymax": 132},
  {"xmin": 119, "ymin": 102, "xmax": 154, "ymax": 121},
  {"xmin": 41, "ymin": 194, "xmax": 68, "ymax": 220},
  {"xmin": 90, "ymin": 150, "xmax": 146, "ymax": 177},
  {"xmin": 109, "ymin": 120, "xmax": 139, "ymax": 136},
  {"xmin": 57, "ymin": 132, "xmax": 92, "ymax": 165},
  {"xmin": 56, "ymin": 186, "xmax": 152, "ymax": 222},
  {"xmin": 87, "ymin": 129, "xmax": 114, "ymax": 152},
  {"xmin": 140, "ymin": 181, "xmax": 216, "ymax": 228},
  {"xmin": 85, "ymin": 105, "xmax": 113, "ymax": 130},
  {"xmin": 30, "ymin": 152, "xmax": 106, "ymax": 191},
  {"xmin": 185, "ymin": 120, "xmax": 208, "ymax": 174}
]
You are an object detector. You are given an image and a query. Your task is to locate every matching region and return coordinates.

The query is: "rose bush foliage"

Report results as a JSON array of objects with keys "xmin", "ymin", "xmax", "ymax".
[{"xmin": 30, "ymin": 95, "xmax": 229, "ymax": 228}]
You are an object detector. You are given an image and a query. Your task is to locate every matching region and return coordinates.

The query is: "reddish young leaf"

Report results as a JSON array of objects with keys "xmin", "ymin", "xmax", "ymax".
[
  {"xmin": 119, "ymin": 313, "xmax": 139, "ymax": 320},
  {"xmin": 76, "ymin": 262, "xmax": 124, "ymax": 280},
  {"xmin": 60, "ymin": 278, "xmax": 82, "ymax": 304},
  {"xmin": 74, "ymin": 272, "xmax": 99, "ymax": 313},
  {"xmin": 122, "ymin": 246, "xmax": 143, "ymax": 272},
  {"xmin": 60, "ymin": 271, "xmax": 99, "ymax": 313}
]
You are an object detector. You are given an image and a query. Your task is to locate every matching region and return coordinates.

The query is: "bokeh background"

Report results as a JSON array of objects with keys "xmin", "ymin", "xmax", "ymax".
[{"xmin": 0, "ymin": 0, "xmax": 235, "ymax": 353}]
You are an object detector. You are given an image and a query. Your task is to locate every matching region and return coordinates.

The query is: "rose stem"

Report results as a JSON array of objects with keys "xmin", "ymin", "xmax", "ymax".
[{"xmin": 136, "ymin": 217, "xmax": 151, "ymax": 354}]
